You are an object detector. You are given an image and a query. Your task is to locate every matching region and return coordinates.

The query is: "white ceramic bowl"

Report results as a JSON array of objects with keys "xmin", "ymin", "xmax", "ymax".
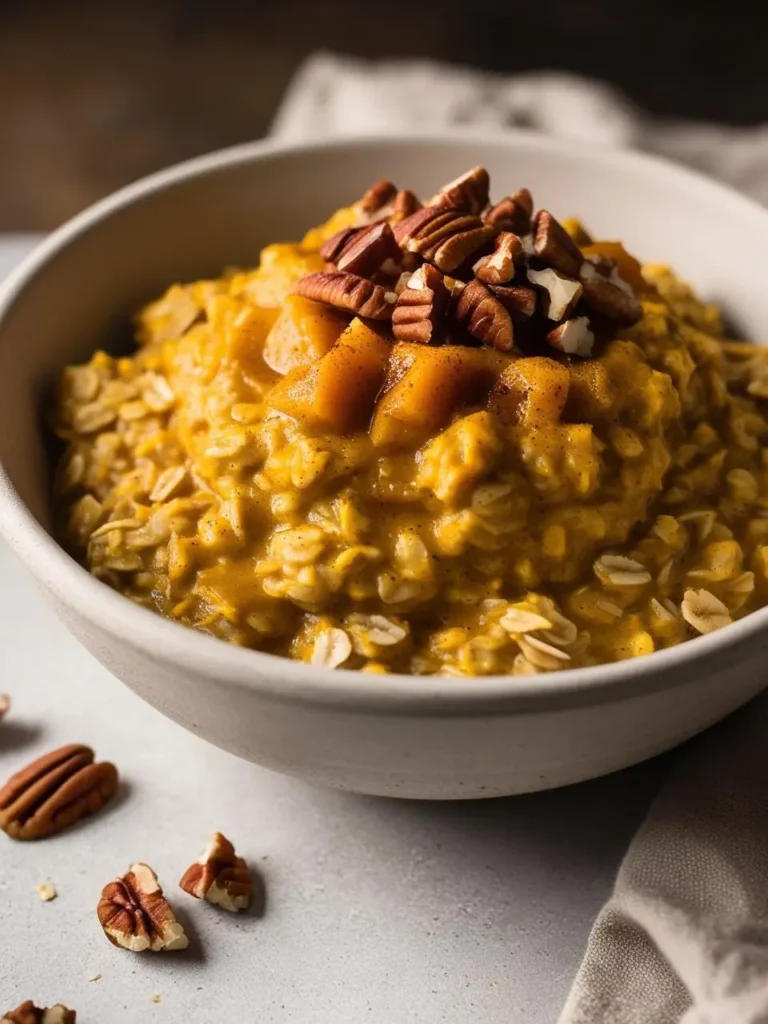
[{"xmin": 1, "ymin": 133, "xmax": 768, "ymax": 799}]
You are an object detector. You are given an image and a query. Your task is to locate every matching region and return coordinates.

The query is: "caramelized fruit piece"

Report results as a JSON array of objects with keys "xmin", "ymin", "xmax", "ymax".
[
  {"xmin": 370, "ymin": 342, "xmax": 509, "ymax": 448},
  {"xmin": 267, "ymin": 318, "xmax": 390, "ymax": 432},
  {"xmin": 262, "ymin": 295, "xmax": 350, "ymax": 375},
  {"xmin": 488, "ymin": 356, "xmax": 570, "ymax": 427},
  {"xmin": 565, "ymin": 360, "xmax": 615, "ymax": 421},
  {"xmin": 581, "ymin": 242, "xmax": 647, "ymax": 293}
]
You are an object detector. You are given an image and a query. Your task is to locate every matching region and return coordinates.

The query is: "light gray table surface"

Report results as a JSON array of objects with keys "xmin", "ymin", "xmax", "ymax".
[{"xmin": 0, "ymin": 236, "xmax": 670, "ymax": 1024}]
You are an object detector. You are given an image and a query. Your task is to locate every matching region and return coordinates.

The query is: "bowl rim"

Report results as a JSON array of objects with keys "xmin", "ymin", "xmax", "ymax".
[{"xmin": 2, "ymin": 127, "xmax": 768, "ymax": 714}]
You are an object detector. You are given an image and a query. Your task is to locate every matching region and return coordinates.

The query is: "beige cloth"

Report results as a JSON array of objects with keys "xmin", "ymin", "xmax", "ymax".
[
  {"xmin": 273, "ymin": 55, "xmax": 768, "ymax": 1023},
  {"xmin": 559, "ymin": 697, "xmax": 768, "ymax": 1024}
]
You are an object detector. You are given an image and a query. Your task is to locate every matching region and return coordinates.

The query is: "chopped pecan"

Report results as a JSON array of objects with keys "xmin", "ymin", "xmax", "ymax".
[
  {"xmin": 358, "ymin": 179, "xmax": 397, "ymax": 216},
  {"xmin": 319, "ymin": 227, "xmax": 358, "ymax": 264},
  {"xmin": 546, "ymin": 317, "xmax": 595, "ymax": 357},
  {"xmin": 395, "ymin": 207, "xmax": 496, "ymax": 273},
  {"xmin": 179, "ymin": 832, "xmax": 253, "ymax": 913},
  {"xmin": 427, "ymin": 166, "xmax": 490, "ymax": 215},
  {"xmin": 321, "ymin": 222, "xmax": 401, "ymax": 279},
  {"xmin": 579, "ymin": 255, "xmax": 642, "ymax": 325},
  {"xmin": 454, "ymin": 280, "xmax": 515, "ymax": 352},
  {"xmin": 391, "ymin": 189, "xmax": 421, "ymax": 223},
  {"xmin": 489, "ymin": 284, "xmax": 538, "ymax": 321},
  {"xmin": 295, "ymin": 271, "xmax": 395, "ymax": 320},
  {"xmin": 1, "ymin": 1001, "xmax": 75, "ymax": 1024},
  {"xmin": 98, "ymin": 862, "xmax": 189, "ymax": 952},
  {"xmin": 392, "ymin": 264, "xmax": 450, "ymax": 345},
  {"xmin": 533, "ymin": 211, "xmax": 584, "ymax": 277},
  {"xmin": 0, "ymin": 744, "xmax": 118, "ymax": 841},
  {"xmin": 527, "ymin": 267, "xmax": 583, "ymax": 321},
  {"xmin": 0, "ymin": 693, "xmax": 9, "ymax": 721},
  {"xmin": 484, "ymin": 188, "xmax": 534, "ymax": 235},
  {"xmin": 474, "ymin": 232, "xmax": 524, "ymax": 286}
]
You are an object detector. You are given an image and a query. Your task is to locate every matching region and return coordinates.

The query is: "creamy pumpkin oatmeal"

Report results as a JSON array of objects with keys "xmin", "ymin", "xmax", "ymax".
[{"xmin": 51, "ymin": 167, "xmax": 768, "ymax": 676}]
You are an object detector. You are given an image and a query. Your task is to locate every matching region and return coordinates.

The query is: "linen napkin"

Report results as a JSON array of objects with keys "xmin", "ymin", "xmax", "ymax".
[{"xmin": 272, "ymin": 53, "xmax": 768, "ymax": 1024}]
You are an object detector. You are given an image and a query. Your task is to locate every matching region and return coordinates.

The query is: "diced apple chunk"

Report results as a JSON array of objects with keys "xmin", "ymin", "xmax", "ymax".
[
  {"xmin": 266, "ymin": 318, "xmax": 390, "ymax": 433},
  {"xmin": 488, "ymin": 356, "xmax": 570, "ymax": 427},
  {"xmin": 370, "ymin": 343, "xmax": 510, "ymax": 448},
  {"xmin": 263, "ymin": 295, "xmax": 350, "ymax": 375}
]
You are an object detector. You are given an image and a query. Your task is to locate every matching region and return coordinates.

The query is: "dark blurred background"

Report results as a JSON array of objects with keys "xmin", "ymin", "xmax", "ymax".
[{"xmin": 1, "ymin": 0, "xmax": 766, "ymax": 230}]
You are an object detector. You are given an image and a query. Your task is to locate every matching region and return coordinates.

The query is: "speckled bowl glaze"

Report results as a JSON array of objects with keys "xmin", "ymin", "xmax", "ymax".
[{"xmin": 1, "ymin": 133, "xmax": 767, "ymax": 799}]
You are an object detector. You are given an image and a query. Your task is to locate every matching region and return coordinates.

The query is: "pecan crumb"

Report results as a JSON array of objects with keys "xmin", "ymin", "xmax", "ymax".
[
  {"xmin": 579, "ymin": 256, "xmax": 642, "ymax": 325},
  {"xmin": 333, "ymin": 222, "xmax": 402, "ymax": 279},
  {"xmin": 395, "ymin": 207, "xmax": 495, "ymax": 274},
  {"xmin": 35, "ymin": 882, "xmax": 57, "ymax": 903},
  {"xmin": 179, "ymin": 832, "xmax": 254, "ymax": 913}
]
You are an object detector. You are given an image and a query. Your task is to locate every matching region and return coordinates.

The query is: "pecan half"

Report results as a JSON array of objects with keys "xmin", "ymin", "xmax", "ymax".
[
  {"xmin": 179, "ymin": 832, "xmax": 253, "ymax": 913},
  {"xmin": 474, "ymin": 232, "xmax": 524, "ymax": 286},
  {"xmin": 427, "ymin": 166, "xmax": 490, "ymax": 215},
  {"xmin": 0, "ymin": 744, "xmax": 118, "ymax": 841},
  {"xmin": 295, "ymin": 271, "xmax": 395, "ymax": 320},
  {"xmin": 1, "ymin": 1002, "xmax": 75, "ymax": 1024},
  {"xmin": 454, "ymin": 280, "xmax": 514, "ymax": 352},
  {"xmin": 489, "ymin": 284, "xmax": 538, "ymax": 321},
  {"xmin": 98, "ymin": 862, "xmax": 189, "ymax": 952},
  {"xmin": 391, "ymin": 189, "xmax": 421, "ymax": 223},
  {"xmin": 579, "ymin": 255, "xmax": 642, "ymax": 325},
  {"xmin": 392, "ymin": 264, "xmax": 450, "ymax": 345},
  {"xmin": 484, "ymin": 188, "xmax": 534, "ymax": 235},
  {"xmin": 395, "ymin": 207, "xmax": 496, "ymax": 273},
  {"xmin": 319, "ymin": 227, "xmax": 358, "ymax": 264},
  {"xmin": 0, "ymin": 693, "xmax": 9, "ymax": 721},
  {"xmin": 321, "ymin": 222, "xmax": 401, "ymax": 278},
  {"xmin": 358, "ymin": 179, "xmax": 397, "ymax": 216},
  {"xmin": 533, "ymin": 210, "xmax": 584, "ymax": 278},
  {"xmin": 546, "ymin": 317, "xmax": 595, "ymax": 357},
  {"xmin": 527, "ymin": 267, "xmax": 583, "ymax": 321}
]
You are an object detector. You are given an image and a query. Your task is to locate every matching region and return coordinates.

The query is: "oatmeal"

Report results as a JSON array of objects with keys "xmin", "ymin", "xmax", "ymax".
[{"xmin": 51, "ymin": 167, "xmax": 768, "ymax": 676}]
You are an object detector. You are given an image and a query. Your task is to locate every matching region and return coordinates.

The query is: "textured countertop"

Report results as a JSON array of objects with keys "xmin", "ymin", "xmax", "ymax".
[{"xmin": 0, "ymin": 237, "xmax": 668, "ymax": 1023}]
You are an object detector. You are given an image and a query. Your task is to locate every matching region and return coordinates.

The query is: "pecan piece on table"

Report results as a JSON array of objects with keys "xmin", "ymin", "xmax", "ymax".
[
  {"xmin": 474, "ymin": 232, "xmax": 524, "ymax": 286},
  {"xmin": 1, "ymin": 1002, "xmax": 76, "ymax": 1024},
  {"xmin": 489, "ymin": 284, "xmax": 538, "ymax": 321},
  {"xmin": 392, "ymin": 264, "xmax": 451, "ymax": 345},
  {"xmin": 579, "ymin": 255, "xmax": 643, "ymax": 325},
  {"xmin": 179, "ymin": 832, "xmax": 254, "ymax": 913},
  {"xmin": 295, "ymin": 271, "xmax": 395, "ymax": 320},
  {"xmin": 533, "ymin": 210, "xmax": 584, "ymax": 278},
  {"xmin": 546, "ymin": 317, "xmax": 596, "ymax": 357},
  {"xmin": 321, "ymin": 222, "xmax": 401, "ymax": 279},
  {"xmin": 0, "ymin": 693, "xmax": 9, "ymax": 721},
  {"xmin": 527, "ymin": 267, "xmax": 583, "ymax": 322},
  {"xmin": 484, "ymin": 188, "xmax": 534, "ymax": 235},
  {"xmin": 427, "ymin": 166, "xmax": 490, "ymax": 215},
  {"xmin": 395, "ymin": 207, "xmax": 496, "ymax": 274},
  {"xmin": 0, "ymin": 744, "xmax": 118, "ymax": 841},
  {"xmin": 98, "ymin": 862, "xmax": 189, "ymax": 952},
  {"xmin": 454, "ymin": 280, "xmax": 515, "ymax": 352}
]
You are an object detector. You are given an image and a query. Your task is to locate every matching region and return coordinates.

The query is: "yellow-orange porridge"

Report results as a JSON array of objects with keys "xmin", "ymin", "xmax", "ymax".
[{"xmin": 51, "ymin": 167, "xmax": 768, "ymax": 676}]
